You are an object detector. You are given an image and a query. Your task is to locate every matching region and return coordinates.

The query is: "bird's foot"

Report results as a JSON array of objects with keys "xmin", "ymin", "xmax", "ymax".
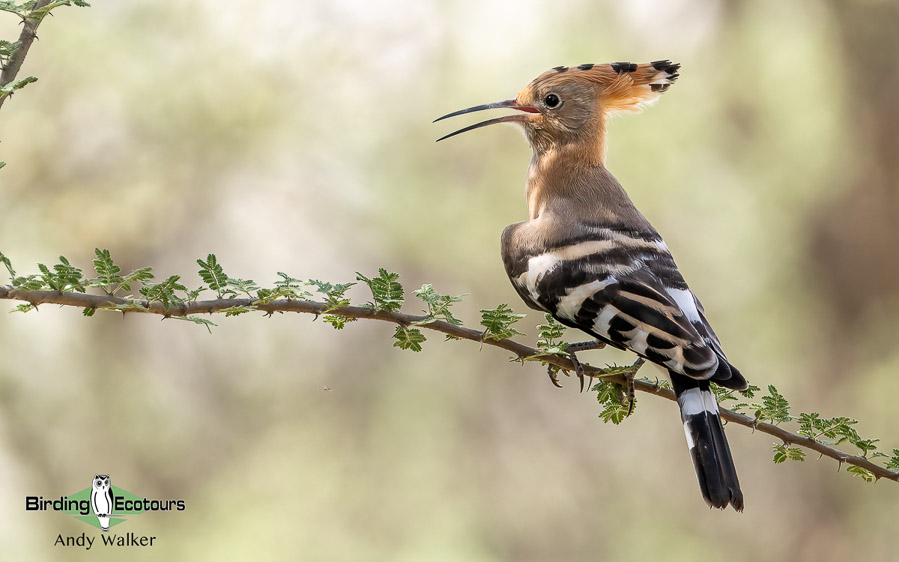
[
  {"xmin": 566, "ymin": 340, "xmax": 605, "ymax": 392},
  {"xmin": 622, "ymin": 357, "xmax": 646, "ymax": 415},
  {"xmin": 567, "ymin": 340, "xmax": 607, "ymax": 354}
]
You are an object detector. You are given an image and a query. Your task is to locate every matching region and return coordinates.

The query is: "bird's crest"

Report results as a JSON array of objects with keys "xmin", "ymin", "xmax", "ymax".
[{"xmin": 527, "ymin": 60, "xmax": 680, "ymax": 116}]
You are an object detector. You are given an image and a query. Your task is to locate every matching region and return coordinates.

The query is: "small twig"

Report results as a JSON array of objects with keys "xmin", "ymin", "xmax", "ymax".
[
  {"xmin": 1, "ymin": 283, "xmax": 897, "ymax": 483},
  {"xmin": 0, "ymin": 0, "xmax": 53, "ymax": 111}
]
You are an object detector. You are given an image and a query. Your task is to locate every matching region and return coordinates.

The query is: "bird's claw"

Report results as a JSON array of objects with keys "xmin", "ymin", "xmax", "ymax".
[
  {"xmin": 565, "ymin": 339, "xmax": 604, "ymax": 393},
  {"xmin": 568, "ymin": 350, "xmax": 587, "ymax": 392},
  {"xmin": 547, "ymin": 365, "xmax": 565, "ymax": 388},
  {"xmin": 546, "ymin": 339, "xmax": 606, "ymax": 391}
]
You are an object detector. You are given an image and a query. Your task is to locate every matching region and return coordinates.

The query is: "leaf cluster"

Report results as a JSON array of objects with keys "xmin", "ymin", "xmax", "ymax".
[
  {"xmin": 88, "ymin": 248, "xmax": 153, "ymax": 294},
  {"xmin": 534, "ymin": 314, "xmax": 568, "ymax": 356},
  {"xmin": 37, "ymin": 256, "xmax": 84, "ymax": 292},
  {"xmin": 594, "ymin": 380, "xmax": 632, "ymax": 425},
  {"xmin": 479, "ymin": 304, "xmax": 526, "ymax": 341},
  {"xmin": 392, "ymin": 326, "xmax": 426, "ymax": 352},
  {"xmin": 309, "ymin": 280, "xmax": 356, "ymax": 329},
  {"xmin": 714, "ymin": 382, "xmax": 898, "ymax": 479},
  {"xmin": 413, "ymin": 284, "xmax": 465, "ymax": 326},
  {"xmin": 356, "ymin": 268, "xmax": 404, "ymax": 312}
]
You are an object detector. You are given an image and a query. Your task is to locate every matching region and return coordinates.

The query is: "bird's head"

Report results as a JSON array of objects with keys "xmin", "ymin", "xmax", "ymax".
[{"xmin": 435, "ymin": 61, "xmax": 680, "ymax": 157}]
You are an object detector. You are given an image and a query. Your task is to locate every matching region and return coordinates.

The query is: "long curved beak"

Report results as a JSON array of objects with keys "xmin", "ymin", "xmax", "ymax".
[{"xmin": 434, "ymin": 99, "xmax": 538, "ymax": 142}]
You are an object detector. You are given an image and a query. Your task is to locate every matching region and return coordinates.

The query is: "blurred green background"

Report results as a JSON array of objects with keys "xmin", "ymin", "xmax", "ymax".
[{"xmin": 1, "ymin": 0, "xmax": 898, "ymax": 560}]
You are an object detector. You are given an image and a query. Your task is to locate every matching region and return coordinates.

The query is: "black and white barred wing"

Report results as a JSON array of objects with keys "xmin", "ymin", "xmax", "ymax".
[{"xmin": 510, "ymin": 229, "xmax": 743, "ymax": 387}]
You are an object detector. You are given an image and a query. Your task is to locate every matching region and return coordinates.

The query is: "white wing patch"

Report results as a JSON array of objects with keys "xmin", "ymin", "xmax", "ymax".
[
  {"xmin": 518, "ymin": 233, "xmax": 660, "ymax": 297},
  {"xmin": 626, "ymin": 326, "xmax": 649, "ymax": 354},
  {"xmin": 555, "ymin": 278, "xmax": 617, "ymax": 320},
  {"xmin": 665, "ymin": 287, "xmax": 701, "ymax": 324},
  {"xmin": 517, "ymin": 253, "xmax": 560, "ymax": 297},
  {"xmin": 592, "ymin": 305, "xmax": 619, "ymax": 336}
]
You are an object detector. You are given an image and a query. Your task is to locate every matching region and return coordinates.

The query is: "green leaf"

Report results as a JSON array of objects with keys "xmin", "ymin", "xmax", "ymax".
[
  {"xmin": 796, "ymin": 413, "xmax": 858, "ymax": 446},
  {"xmin": 0, "ymin": 250, "xmax": 15, "ymax": 280},
  {"xmin": 118, "ymin": 267, "xmax": 154, "ymax": 293},
  {"xmin": 537, "ymin": 313, "xmax": 566, "ymax": 341},
  {"xmin": 412, "ymin": 283, "xmax": 465, "ymax": 325},
  {"xmin": 254, "ymin": 288, "xmax": 278, "ymax": 305},
  {"xmin": 392, "ymin": 326, "xmax": 425, "ymax": 352},
  {"xmin": 0, "ymin": 76, "xmax": 37, "ymax": 97},
  {"xmin": 8, "ymin": 274, "xmax": 40, "ymax": 290},
  {"xmin": 886, "ymin": 450, "xmax": 899, "ymax": 471},
  {"xmin": 275, "ymin": 272, "xmax": 312, "ymax": 300},
  {"xmin": 739, "ymin": 384, "xmax": 759, "ymax": 399},
  {"xmin": 851, "ymin": 437, "xmax": 880, "ymax": 458},
  {"xmin": 225, "ymin": 277, "xmax": 259, "ymax": 298},
  {"xmin": 37, "ymin": 256, "xmax": 85, "ymax": 292},
  {"xmin": 752, "ymin": 385, "xmax": 791, "ymax": 425},
  {"xmin": 308, "ymin": 279, "xmax": 355, "ymax": 310},
  {"xmin": 307, "ymin": 279, "xmax": 356, "ymax": 328},
  {"xmin": 88, "ymin": 248, "xmax": 123, "ymax": 294},
  {"xmin": 185, "ymin": 286, "xmax": 203, "ymax": 302},
  {"xmin": 772, "ymin": 443, "xmax": 806, "ymax": 463},
  {"xmin": 710, "ymin": 382, "xmax": 737, "ymax": 403},
  {"xmin": 58, "ymin": 256, "xmax": 85, "ymax": 291},
  {"xmin": 197, "ymin": 254, "xmax": 229, "ymax": 298},
  {"xmin": 772, "ymin": 444, "xmax": 787, "ymax": 464},
  {"xmin": 533, "ymin": 314, "xmax": 569, "ymax": 356},
  {"xmin": 139, "ymin": 275, "xmax": 187, "ymax": 310},
  {"xmin": 0, "ymin": 40, "xmax": 20, "ymax": 58},
  {"xmin": 595, "ymin": 380, "xmax": 632, "ymax": 424},
  {"xmin": 27, "ymin": 0, "xmax": 90, "ymax": 18},
  {"xmin": 0, "ymin": 2, "xmax": 25, "ymax": 16},
  {"xmin": 82, "ymin": 307, "xmax": 96, "ymax": 317},
  {"xmin": 356, "ymin": 269, "xmax": 404, "ymax": 312},
  {"xmin": 845, "ymin": 466, "xmax": 875, "ymax": 483},
  {"xmin": 255, "ymin": 273, "xmax": 312, "ymax": 304},
  {"xmin": 322, "ymin": 314, "xmax": 355, "ymax": 329},
  {"xmin": 169, "ymin": 315, "xmax": 216, "ymax": 333},
  {"xmin": 218, "ymin": 305, "xmax": 256, "ymax": 317},
  {"xmin": 11, "ymin": 303, "xmax": 35, "ymax": 313},
  {"xmin": 479, "ymin": 303, "xmax": 526, "ymax": 340},
  {"xmin": 712, "ymin": 383, "xmax": 759, "ymax": 414}
]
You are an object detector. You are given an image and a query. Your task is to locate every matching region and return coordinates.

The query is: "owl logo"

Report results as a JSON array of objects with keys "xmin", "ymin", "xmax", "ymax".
[{"xmin": 90, "ymin": 475, "xmax": 114, "ymax": 532}]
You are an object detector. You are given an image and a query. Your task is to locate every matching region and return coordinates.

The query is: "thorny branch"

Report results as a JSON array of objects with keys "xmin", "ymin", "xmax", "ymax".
[
  {"xmin": 0, "ymin": 0, "xmax": 52, "ymax": 111},
  {"xmin": 1, "ymin": 283, "xmax": 897, "ymax": 483}
]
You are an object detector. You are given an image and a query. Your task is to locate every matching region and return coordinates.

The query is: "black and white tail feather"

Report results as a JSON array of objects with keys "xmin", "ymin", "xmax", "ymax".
[{"xmin": 671, "ymin": 375, "xmax": 743, "ymax": 511}]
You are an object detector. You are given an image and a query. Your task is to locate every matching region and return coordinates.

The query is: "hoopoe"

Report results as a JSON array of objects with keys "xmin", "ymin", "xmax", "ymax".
[{"xmin": 436, "ymin": 61, "xmax": 747, "ymax": 511}]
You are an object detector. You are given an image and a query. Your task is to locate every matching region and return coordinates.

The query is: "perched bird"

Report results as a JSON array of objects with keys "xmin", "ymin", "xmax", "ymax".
[{"xmin": 436, "ymin": 61, "xmax": 747, "ymax": 511}]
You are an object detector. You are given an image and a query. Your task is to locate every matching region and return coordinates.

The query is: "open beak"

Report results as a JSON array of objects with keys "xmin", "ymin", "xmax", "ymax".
[{"xmin": 434, "ymin": 99, "xmax": 538, "ymax": 142}]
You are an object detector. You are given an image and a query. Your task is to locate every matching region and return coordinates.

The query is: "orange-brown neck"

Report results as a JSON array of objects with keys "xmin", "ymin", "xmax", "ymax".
[{"xmin": 525, "ymin": 115, "xmax": 609, "ymax": 219}]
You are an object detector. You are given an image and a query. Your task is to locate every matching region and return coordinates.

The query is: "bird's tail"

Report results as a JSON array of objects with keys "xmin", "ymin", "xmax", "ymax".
[
  {"xmin": 580, "ymin": 60, "xmax": 680, "ymax": 116},
  {"xmin": 670, "ymin": 373, "xmax": 743, "ymax": 511}
]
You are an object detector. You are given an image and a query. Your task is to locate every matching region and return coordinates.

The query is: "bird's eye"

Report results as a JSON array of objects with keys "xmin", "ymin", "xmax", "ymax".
[{"xmin": 543, "ymin": 94, "xmax": 561, "ymax": 108}]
